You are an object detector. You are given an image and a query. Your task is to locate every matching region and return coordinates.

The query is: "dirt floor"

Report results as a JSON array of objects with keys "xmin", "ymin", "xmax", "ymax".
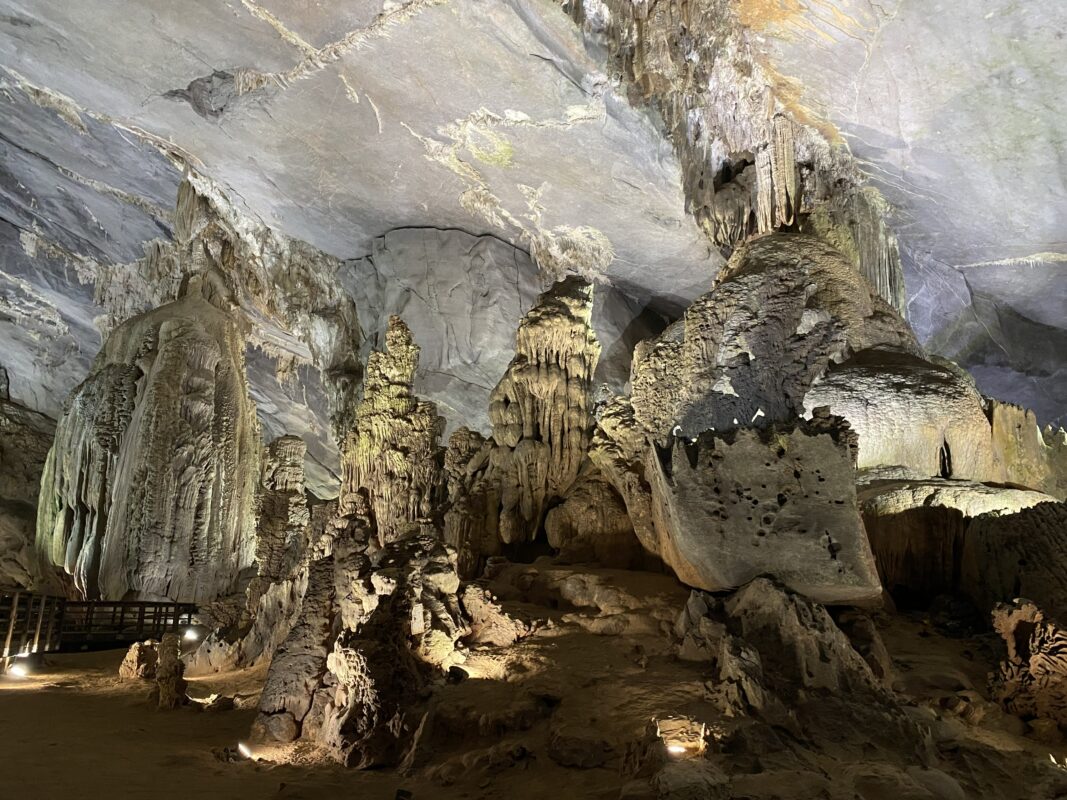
[
  {"xmin": 3, "ymin": 574, "xmax": 1067, "ymax": 800},
  {"xmin": 0, "ymin": 645, "xmax": 642, "ymax": 800}
]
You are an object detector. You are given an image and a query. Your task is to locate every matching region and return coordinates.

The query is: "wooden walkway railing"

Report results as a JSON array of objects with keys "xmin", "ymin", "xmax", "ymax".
[{"xmin": 1, "ymin": 591, "xmax": 196, "ymax": 671}]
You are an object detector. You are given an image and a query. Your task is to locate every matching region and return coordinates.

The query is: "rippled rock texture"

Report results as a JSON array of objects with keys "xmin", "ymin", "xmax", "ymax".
[{"xmin": 35, "ymin": 275, "xmax": 260, "ymax": 603}]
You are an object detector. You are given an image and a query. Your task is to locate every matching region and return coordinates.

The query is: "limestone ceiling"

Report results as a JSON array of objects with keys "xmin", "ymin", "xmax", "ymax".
[
  {"xmin": 735, "ymin": 0, "xmax": 1067, "ymax": 422},
  {"xmin": 0, "ymin": 0, "xmax": 1063, "ymax": 497}
]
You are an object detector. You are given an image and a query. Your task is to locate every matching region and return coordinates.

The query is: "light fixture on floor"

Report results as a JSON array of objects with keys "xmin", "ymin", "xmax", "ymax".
[
  {"xmin": 7, "ymin": 662, "xmax": 29, "ymax": 678},
  {"xmin": 237, "ymin": 742, "xmax": 254, "ymax": 760},
  {"xmin": 184, "ymin": 628, "xmax": 200, "ymax": 642},
  {"xmin": 655, "ymin": 716, "xmax": 707, "ymax": 759}
]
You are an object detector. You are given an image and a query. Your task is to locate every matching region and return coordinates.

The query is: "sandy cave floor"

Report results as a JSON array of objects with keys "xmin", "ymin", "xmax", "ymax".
[{"xmin": 2, "ymin": 593, "xmax": 1066, "ymax": 800}]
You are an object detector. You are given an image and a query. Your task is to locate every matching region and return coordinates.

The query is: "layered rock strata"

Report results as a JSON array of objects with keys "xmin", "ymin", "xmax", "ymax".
[{"xmin": 35, "ymin": 274, "xmax": 260, "ymax": 603}]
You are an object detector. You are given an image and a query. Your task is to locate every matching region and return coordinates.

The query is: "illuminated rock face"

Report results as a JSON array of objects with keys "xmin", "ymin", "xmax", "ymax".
[
  {"xmin": 860, "ymin": 480, "xmax": 1065, "ymax": 611},
  {"xmin": 485, "ymin": 276, "xmax": 602, "ymax": 544},
  {"xmin": 0, "ymin": 377, "xmax": 55, "ymax": 589},
  {"xmin": 443, "ymin": 277, "xmax": 604, "ymax": 576},
  {"xmin": 647, "ymin": 412, "xmax": 881, "ymax": 605},
  {"xmin": 804, "ymin": 349, "xmax": 999, "ymax": 482},
  {"xmin": 631, "ymin": 234, "xmax": 918, "ymax": 443},
  {"xmin": 35, "ymin": 276, "xmax": 260, "ymax": 603},
  {"xmin": 989, "ymin": 401, "xmax": 1067, "ymax": 500},
  {"xmin": 337, "ymin": 316, "xmax": 445, "ymax": 548}
]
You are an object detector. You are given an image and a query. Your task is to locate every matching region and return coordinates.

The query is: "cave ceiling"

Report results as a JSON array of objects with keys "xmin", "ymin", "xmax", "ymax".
[{"xmin": 0, "ymin": 0, "xmax": 1064, "ymax": 496}]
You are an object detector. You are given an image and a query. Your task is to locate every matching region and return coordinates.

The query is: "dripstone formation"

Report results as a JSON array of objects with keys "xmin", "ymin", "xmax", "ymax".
[
  {"xmin": 35, "ymin": 274, "xmax": 260, "ymax": 603},
  {"xmin": 2, "ymin": 6, "xmax": 1066, "ymax": 793}
]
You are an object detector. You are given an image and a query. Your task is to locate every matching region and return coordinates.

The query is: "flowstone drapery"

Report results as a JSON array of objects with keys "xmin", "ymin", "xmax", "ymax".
[{"xmin": 35, "ymin": 274, "xmax": 259, "ymax": 603}]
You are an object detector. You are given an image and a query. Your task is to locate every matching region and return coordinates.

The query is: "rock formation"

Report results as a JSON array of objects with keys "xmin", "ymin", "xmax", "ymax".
[
  {"xmin": 544, "ymin": 469, "xmax": 641, "ymax": 569},
  {"xmin": 484, "ymin": 276, "xmax": 601, "ymax": 544},
  {"xmin": 443, "ymin": 277, "xmax": 603, "ymax": 575},
  {"xmin": 248, "ymin": 435, "xmax": 311, "ymax": 606},
  {"xmin": 337, "ymin": 316, "xmax": 445, "ymax": 547},
  {"xmin": 118, "ymin": 640, "xmax": 159, "ymax": 680},
  {"xmin": 154, "ymin": 632, "xmax": 189, "ymax": 709},
  {"xmin": 186, "ymin": 434, "xmax": 316, "ymax": 674},
  {"xmin": 991, "ymin": 599, "xmax": 1067, "ymax": 727},
  {"xmin": 254, "ymin": 321, "xmax": 468, "ymax": 767},
  {"xmin": 989, "ymin": 401, "xmax": 1067, "ymax": 500},
  {"xmin": 630, "ymin": 234, "xmax": 918, "ymax": 442},
  {"xmin": 804, "ymin": 349, "xmax": 999, "ymax": 481},
  {"xmin": 35, "ymin": 274, "xmax": 260, "ymax": 603},
  {"xmin": 861, "ymin": 479, "xmax": 1067, "ymax": 614},
  {"xmin": 0, "ymin": 371, "xmax": 56, "ymax": 589},
  {"xmin": 647, "ymin": 412, "xmax": 881, "ymax": 604}
]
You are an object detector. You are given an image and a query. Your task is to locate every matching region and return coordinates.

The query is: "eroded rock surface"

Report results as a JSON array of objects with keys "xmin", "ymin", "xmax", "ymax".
[
  {"xmin": 631, "ymin": 234, "xmax": 917, "ymax": 442},
  {"xmin": 0, "ymin": 376, "xmax": 56, "ymax": 589},
  {"xmin": 35, "ymin": 275, "xmax": 260, "ymax": 603},
  {"xmin": 861, "ymin": 478, "xmax": 1067, "ymax": 614},
  {"xmin": 647, "ymin": 413, "xmax": 880, "ymax": 604}
]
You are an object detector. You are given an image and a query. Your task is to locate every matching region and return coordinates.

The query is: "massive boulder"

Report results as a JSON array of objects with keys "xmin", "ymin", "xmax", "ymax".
[
  {"xmin": 647, "ymin": 411, "xmax": 881, "ymax": 604},
  {"xmin": 35, "ymin": 274, "xmax": 260, "ymax": 603},
  {"xmin": 630, "ymin": 233, "xmax": 918, "ymax": 442},
  {"xmin": 0, "ymin": 371, "xmax": 56, "ymax": 590}
]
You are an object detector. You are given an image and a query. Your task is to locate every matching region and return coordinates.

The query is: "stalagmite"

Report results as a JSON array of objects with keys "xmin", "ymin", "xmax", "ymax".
[
  {"xmin": 442, "ymin": 277, "xmax": 603, "ymax": 575},
  {"xmin": 486, "ymin": 276, "xmax": 601, "ymax": 544},
  {"xmin": 255, "ymin": 320, "xmax": 468, "ymax": 767},
  {"xmin": 34, "ymin": 273, "xmax": 260, "ymax": 603},
  {"xmin": 248, "ymin": 435, "xmax": 311, "ymax": 606},
  {"xmin": 337, "ymin": 316, "xmax": 445, "ymax": 547}
]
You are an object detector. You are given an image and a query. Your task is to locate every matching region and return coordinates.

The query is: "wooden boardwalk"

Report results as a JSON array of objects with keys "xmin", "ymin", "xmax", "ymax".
[{"xmin": 1, "ymin": 591, "xmax": 196, "ymax": 671}]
